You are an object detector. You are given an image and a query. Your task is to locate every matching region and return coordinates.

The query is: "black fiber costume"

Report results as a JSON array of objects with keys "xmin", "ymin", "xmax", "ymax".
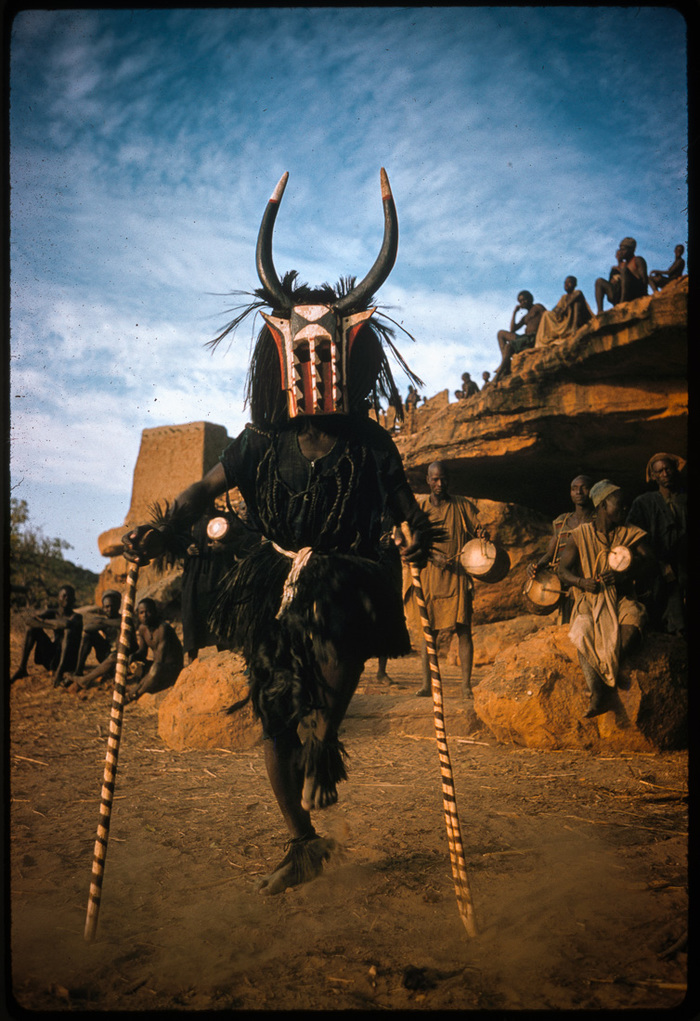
[
  {"xmin": 210, "ymin": 414, "xmax": 420, "ymax": 739},
  {"xmin": 149, "ymin": 170, "xmax": 434, "ymax": 821}
]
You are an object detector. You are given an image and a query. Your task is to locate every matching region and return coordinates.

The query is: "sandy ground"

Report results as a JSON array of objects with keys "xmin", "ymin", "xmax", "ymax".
[{"xmin": 6, "ymin": 628, "xmax": 690, "ymax": 1014}]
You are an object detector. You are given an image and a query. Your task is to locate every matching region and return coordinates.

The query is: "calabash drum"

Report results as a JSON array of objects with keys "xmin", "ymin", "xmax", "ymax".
[
  {"xmin": 206, "ymin": 516, "xmax": 230, "ymax": 541},
  {"xmin": 523, "ymin": 567, "xmax": 561, "ymax": 615},
  {"xmin": 608, "ymin": 545, "xmax": 632, "ymax": 572},
  {"xmin": 460, "ymin": 539, "xmax": 498, "ymax": 577},
  {"xmin": 459, "ymin": 539, "xmax": 511, "ymax": 584}
]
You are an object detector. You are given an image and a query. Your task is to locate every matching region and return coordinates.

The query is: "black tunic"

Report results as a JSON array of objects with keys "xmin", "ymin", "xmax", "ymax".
[{"xmin": 210, "ymin": 415, "xmax": 416, "ymax": 736}]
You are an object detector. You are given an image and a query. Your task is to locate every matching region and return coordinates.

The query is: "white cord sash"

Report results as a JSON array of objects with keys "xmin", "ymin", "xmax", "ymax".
[{"xmin": 272, "ymin": 543, "xmax": 314, "ymax": 618}]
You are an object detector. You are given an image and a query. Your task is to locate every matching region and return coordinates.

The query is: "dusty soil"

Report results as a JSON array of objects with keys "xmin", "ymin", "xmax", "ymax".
[{"xmin": 6, "ymin": 625, "xmax": 689, "ymax": 1013}]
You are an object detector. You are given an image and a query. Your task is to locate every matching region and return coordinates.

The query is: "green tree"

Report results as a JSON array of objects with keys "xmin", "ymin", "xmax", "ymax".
[{"xmin": 9, "ymin": 498, "xmax": 98, "ymax": 608}]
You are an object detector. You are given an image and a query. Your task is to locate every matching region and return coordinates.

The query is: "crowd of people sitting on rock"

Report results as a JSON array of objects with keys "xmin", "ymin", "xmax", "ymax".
[
  {"xmin": 389, "ymin": 240, "xmax": 685, "ymax": 413},
  {"xmin": 492, "ymin": 239, "xmax": 685, "ymax": 385}
]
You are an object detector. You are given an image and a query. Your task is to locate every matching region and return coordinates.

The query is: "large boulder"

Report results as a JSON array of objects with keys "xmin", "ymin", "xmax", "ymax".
[
  {"xmin": 157, "ymin": 650, "xmax": 262, "ymax": 751},
  {"xmin": 473, "ymin": 622, "xmax": 687, "ymax": 753}
]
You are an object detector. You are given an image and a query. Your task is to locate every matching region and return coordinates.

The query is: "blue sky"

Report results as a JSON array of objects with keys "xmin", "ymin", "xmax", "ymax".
[{"xmin": 9, "ymin": 6, "xmax": 688, "ymax": 574}]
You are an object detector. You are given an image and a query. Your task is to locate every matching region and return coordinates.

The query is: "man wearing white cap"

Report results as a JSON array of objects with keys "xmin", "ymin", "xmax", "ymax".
[{"xmin": 557, "ymin": 480, "xmax": 653, "ymax": 718}]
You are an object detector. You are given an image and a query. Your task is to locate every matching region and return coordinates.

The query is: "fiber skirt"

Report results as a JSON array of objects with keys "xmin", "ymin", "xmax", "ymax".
[{"xmin": 209, "ymin": 540, "xmax": 410, "ymax": 736}]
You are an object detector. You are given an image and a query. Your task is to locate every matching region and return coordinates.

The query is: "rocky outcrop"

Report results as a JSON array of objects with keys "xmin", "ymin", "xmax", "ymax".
[
  {"xmin": 395, "ymin": 280, "xmax": 687, "ymax": 517},
  {"xmin": 157, "ymin": 650, "xmax": 262, "ymax": 751},
  {"xmin": 472, "ymin": 624, "xmax": 687, "ymax": 753}
]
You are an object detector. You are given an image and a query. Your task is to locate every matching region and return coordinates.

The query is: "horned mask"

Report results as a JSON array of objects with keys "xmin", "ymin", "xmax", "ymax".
[{"xmin": 256, "ymin": 169, "xmax": 399, "ymax": 417}]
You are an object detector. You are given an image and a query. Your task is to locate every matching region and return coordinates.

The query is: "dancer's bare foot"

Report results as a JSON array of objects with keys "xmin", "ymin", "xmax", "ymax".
[
  {"xmin": 10, "ymin": 667, "xmax": 28, "ymax": 684},
  {"xmin": 415, "ymin": 686, "xmax": 431, "ymax": 697},
  {"xmin": 301, "ymin": 772, "xmax": 338, "ymax": 812},
  {"xmin": 257, "ymin": 835, "xmax": 335, "ymax": 895}
]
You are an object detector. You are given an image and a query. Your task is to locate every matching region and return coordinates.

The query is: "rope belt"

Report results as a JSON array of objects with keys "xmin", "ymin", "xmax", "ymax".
[{"xmin": 272, "ymin": 543, "xmax": 314, "ymax": 618}]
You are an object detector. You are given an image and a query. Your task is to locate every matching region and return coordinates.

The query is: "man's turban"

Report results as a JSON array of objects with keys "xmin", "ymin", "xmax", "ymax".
[
  {"xmin": 590, "ymin": 480, "xmax": 620, "ymax": 508},
  {"xmin": 645, "ymin": 452, "xmax": 686, "ymax": 482}
]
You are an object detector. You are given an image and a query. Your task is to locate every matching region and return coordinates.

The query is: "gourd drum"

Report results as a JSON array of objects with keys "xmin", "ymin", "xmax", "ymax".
[
  {"xmin": 523, "ymin": 567, "xmax": 561, "ymax": 615},
  {"xmin": 608, "ymin": 545, "xmax": 632, "ymax": 572},
  {"xmin": 459, "ymin": 539, "xmax": 510, "ymax": 584}
]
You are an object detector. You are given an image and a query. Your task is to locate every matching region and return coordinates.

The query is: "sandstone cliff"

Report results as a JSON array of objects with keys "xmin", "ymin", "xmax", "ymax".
[{"xmin": 394, "ymin": 278, "xmax": 687, "ymax": 517}]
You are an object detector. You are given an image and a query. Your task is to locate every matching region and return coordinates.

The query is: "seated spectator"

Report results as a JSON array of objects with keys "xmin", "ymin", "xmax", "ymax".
[
  {"xmin": 74, "ymin": 589, "xmax": 122, "ymax": 676},
  {"xmin": 454, "ymin": 372, "xmax": 479, "ymax": 399},
  {"xmin": 125, "ymin": 598, "xmax": 184, "ymax": 703},
  {"xmin": 594, "ymin": 237, "xmax": 648, "ymax": 313},
  {"xmin": 626, "ymin": 452, "xmax": 686, "ymax": 635},
  {"xmin": 535, "ymin": 276, "xmax": 593, "ymax": 346},
  {"xmin": 493, "ymin": 290, "xmax": 545, "ymax": 383},
  {"xmin": 481, "ymin": 371, "xmax": 491, "ymax": 388},
  {"xmin": 11, "ymin": 584, "xmax": 82, "ymax": 687},
  {"xmin": 557, "ymin": 480, "xmax": 653, "ymax": 719},
  {"xmin": 649, "ymin": 245, "xmax": 685, "ymax": 293}
]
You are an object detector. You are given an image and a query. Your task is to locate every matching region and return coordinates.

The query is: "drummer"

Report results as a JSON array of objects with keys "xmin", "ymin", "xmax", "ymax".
[
  {"xmin": 404, "ymin": 460, "xmax": 490, "ymax": 731},
  {"xmin": 556, "ymin": 480, "xmax": 653, "ymax": 719},
  {"xmin": 528, "ymin": 474, "xmax": 594, "ymax": 623}
]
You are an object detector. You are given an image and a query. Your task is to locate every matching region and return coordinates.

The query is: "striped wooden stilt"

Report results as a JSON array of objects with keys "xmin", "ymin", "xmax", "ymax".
[
  {"xmin": 407, "ymin": 555, "xmax": 478, "ymax": 938},
  {"xmin": 84, "ymin": 562, "xmax": 139, "ymax": 941}
]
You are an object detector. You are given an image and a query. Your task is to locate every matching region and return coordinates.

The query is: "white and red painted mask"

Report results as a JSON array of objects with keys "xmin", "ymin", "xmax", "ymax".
[{"xmin": 255, "ymin": 169, "xmax": 398, "ymax": 419}]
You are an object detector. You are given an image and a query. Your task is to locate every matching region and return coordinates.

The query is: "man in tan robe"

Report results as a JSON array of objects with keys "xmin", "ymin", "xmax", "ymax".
[
  {"xmin": 404, "ymin": 461, "xmax": 487, "ymax": 728},
  {"xmin": 535, "ymin": 276, "xmax": 592, "ymax": 347},
  {"xmin": 557, "ymin": 480, "xmax": 653, "ymax": 718}
]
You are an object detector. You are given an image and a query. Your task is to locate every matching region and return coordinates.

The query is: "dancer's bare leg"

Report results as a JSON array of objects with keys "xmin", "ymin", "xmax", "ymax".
[
  {"xmin": 300, "ymin": 654, "xmax": 363, "ymax": 812},
  {"xmin": 258, "ymin": 730, "xmax": 334, "ymax": 895}
]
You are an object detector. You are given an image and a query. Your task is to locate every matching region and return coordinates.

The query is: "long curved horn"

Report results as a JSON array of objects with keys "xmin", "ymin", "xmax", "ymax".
[
  {"xmin": 256, "ymin": 172, "xmax": 290, "ymax": 308},
  {"xmin": 334, "ymin": 168, "xmax": 399, "ymax": 315}
]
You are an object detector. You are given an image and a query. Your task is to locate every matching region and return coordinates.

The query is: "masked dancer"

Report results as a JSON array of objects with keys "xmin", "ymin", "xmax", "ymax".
[{"xmin": 122, "ymin": 169, "xmax": 437, "ymax": 894}]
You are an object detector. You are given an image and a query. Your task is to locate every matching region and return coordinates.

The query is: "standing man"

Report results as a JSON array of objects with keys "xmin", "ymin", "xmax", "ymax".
[
  {"xmin": 626, "ymin": 453, "xmax": 686, "ymax": 635},
  {"xmin": 405, "ymin": 461, "xmax": 488, "ymax": 729},
  {"xmin": 528, "ymin": 474, "xmax": 595, "ymax": 623},
  {"xmin": 493, "ymin": 290, "xmax": 546, "ymax": 383},
  {"xmin": 557, "ymin": 481, "xmax": 653, "ymax": 719}
]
